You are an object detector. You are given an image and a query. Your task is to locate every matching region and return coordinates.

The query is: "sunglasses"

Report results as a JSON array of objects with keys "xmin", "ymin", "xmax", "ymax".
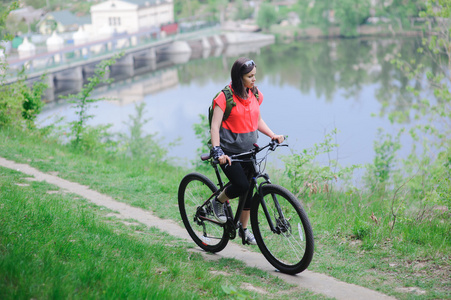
[{"xmin": 243, "ymin": 60, "xmax": 255, "ymax": 67}]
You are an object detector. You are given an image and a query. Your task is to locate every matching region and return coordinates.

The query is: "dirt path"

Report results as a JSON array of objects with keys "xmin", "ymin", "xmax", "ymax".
[{"xmin": 0, "ymin": 157, "xmax": 396, "ymax": 300}]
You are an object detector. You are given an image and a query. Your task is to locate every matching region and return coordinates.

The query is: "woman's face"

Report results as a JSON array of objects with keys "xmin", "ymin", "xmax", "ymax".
[{"xmin": 242, "ymin": 66, "xmax": 256, "ymax": 89}]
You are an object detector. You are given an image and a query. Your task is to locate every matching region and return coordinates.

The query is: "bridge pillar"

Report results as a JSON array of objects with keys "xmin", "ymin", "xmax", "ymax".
[
  {"xmin": 159, "ymin": 41, "xmax": 192, "ymax": 64},
  {"xmin": 44, "ymin": 73, "xmax": 55, "ymax": 90},
  {"xmin": 202, "ymin": 37, "xmax": 211, "ymax": 50},
  {"xmin": 82, "ymin": 63, "xmax": 111, "ymax": 81},
  {"xmin": 52, "ymin": 66, "xmax": 83, "ymax": 93},
  {"xmin": 115, "ymin": 53, "xmax": 134, "ymax": 66},
  {"xmin": 50, "ymin": 66, "xmax": 83, "ymax": 93},
  {"xmin": 201, "ymin": 37, "xmax": 212, "ymax": 58},
  {"xmin": 133, "ymin": 48, "xmax": 157, "ymax": 70},
  {"xmin": 212, "ymin": 35, "xmax": 224, "ymax": 47},
  {"xmin": 148, "ymin": 47, "xmax": 156, "ymax": 60},
  {"xmin": 110, "ymin": 53, "xmax": 134, "ymax": 77},
  {"xmin": 54, "ymin": 66, "xmax": 83, "ymax": 81}
]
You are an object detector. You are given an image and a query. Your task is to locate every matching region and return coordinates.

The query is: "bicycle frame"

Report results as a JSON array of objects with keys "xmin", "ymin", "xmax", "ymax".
[{"xmin": 205, "ymin": 141, "xmax": 287, "ymax": 235}]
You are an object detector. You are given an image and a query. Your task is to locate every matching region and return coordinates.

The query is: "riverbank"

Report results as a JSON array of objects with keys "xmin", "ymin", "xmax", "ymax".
[
  {"xmin": 0, "ymin": 127, "xmax": 449, "ymax": 299},
  {"xmin": 269, "ymin": 24, "xmax": 423, "ymax": 42},
  {"xmin": 0, "ymin": 155, "xmax": 396, "ymax": 300},
  {"xmin": 1, "ymin": 162, "xmax": 306, "ymax": 299}
]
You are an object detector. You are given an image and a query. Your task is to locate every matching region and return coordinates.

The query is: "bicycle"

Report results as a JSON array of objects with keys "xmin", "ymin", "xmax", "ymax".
[{"xmin": 178, "ymin": 140, "xmax": 314, "ymax": 274}]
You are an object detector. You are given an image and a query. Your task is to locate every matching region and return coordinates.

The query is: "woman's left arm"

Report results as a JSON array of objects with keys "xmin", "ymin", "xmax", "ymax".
[{"xmin": 257, "ymin": 113, "xmax": 284, "ymax": 143}]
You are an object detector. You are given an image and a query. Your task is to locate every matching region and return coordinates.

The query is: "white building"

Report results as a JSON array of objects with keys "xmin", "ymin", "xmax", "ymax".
[{"xmin": 90, "ymin": 0, "xmax": 174, "ymax": 34}]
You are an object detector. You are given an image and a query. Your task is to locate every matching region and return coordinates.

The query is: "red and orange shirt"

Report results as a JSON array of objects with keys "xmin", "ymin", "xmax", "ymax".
[{"xmin": 213, "ymin": 84, "xmax": 263, "ymax": 153}]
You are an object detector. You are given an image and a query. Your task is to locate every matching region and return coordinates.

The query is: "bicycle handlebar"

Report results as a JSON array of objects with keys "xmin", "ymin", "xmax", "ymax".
[
  {"xmin": 231, "ymin": 140, "xmax": 287, "ymax": 160},
  {"xmin": 201, "ymin": 140, "xmax": 288, "ymax": 165}
]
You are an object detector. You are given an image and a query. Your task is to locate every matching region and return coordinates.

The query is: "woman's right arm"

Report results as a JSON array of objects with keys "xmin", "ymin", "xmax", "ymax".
[
  {"xmin": 210, "ymin": 105, "xmax": 223, "ymax": 148},
  {"xmin": 210, "ymin": 105, "xmax": 231, "ymax": 165}
]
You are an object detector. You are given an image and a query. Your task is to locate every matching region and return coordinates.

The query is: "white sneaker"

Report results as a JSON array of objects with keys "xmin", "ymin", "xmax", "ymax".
[{"xmin": 239, "ymin": 228, "xmax": 257, "ymax": 245}]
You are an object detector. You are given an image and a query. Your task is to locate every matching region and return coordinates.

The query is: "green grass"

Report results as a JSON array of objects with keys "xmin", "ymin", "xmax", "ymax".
[
  {"xmin": 0, "ymin": 127, "xmax": 449, "ymax": 299},
  {"xmin": 304, "ymin": 191, "xmax": 450, "ymax": 299},
  {"xmin": 0, "ymin": 166, "xmax": 325, "ymax": 299}
]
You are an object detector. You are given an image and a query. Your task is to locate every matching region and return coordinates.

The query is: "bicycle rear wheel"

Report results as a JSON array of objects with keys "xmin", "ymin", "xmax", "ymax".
[
  {"xmin": 178, "ymin": 172, "xmax": 229, "ymax": 253},
  {"xmin": 251, "ymin": 184, "xmax": 314, "ymax": 274}
]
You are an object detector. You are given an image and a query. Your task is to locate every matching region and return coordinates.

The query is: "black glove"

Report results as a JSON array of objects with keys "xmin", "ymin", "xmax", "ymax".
[{"xmin": 211, "ymin": 146, "xmax": 225, "ymax": 160}]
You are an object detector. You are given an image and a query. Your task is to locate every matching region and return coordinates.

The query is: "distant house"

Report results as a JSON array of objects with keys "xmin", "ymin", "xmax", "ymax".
[
  {"xmin": 37, "ymin": 10, "xmax": 91, "ymax": 35},
  {"xmin": 8, "ymin": 6, "xmax": 45, "ymax": 36},
  {"xmin": 89, "ymin": 0, "xmax": 174, "ymax": 34},
  {"xmin": 9, "ymin": 6, "xmax": 45, "ymax": 24}
]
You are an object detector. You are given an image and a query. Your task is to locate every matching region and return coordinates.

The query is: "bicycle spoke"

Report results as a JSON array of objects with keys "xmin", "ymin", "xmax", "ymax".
[
  {"xmin": 279, "ymin": 219, "xmax": 307, "ymax": 257},
  {"xmin": 251, "ymin": 184, "xmax": 314, "ymax": 274},
  {"xmin": 178, "ymin": 173, "xmax": 229, "ymax": 252},
  {"xmin": 281, "ymin": 231, "xmax": 303, "ymax": 261}
]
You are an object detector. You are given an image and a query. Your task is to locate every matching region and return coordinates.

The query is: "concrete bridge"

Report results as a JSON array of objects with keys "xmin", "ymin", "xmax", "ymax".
[
  {"xmin": 6, "ymin": 28, "xmax": 218, "ymax": 82},
  {"xmin": 5, "ymin": 28, "xmax": 275, "ymax": 102}
]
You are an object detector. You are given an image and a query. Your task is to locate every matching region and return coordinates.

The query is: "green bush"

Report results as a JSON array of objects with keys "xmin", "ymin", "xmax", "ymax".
[
  {"xmin": 0, "ymin": 74, "xmax": 47, "ymax": 129},
  {"xmin": 60, "ymin": 53, "xmax": 123, "ymax": 149},
  {"xmin": 352, "ymin": 219, "xmax": 372, "ymax": 240},
  {"xmin": 117, "ymin": 102, "xmax": 168, "ymax": 162},
  {"xmin": 0, "ymin": 2, "xmax": 46, "ymax": 129},
  {"xmin": 282, "ymin": 129, "xmax": 360, "ymax": 198}
]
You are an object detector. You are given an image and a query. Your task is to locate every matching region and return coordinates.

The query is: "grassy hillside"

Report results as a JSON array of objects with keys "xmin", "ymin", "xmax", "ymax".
[{"xmin": 0, "ymin": 127, "xmax": 449, "ymax": 299}]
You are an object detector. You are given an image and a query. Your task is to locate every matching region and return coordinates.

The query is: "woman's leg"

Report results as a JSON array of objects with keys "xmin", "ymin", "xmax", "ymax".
[
  {"xmin": 240, "ymin": 210, "xmax": 250, "ymax": 228},
  {"xmin": 220, "ymin": 162, "xmax": 250, "ymax": 199},
  {"xmin": 221, "ymin": 163, "xmax": 250, "ymax": 226},
  {"xmin": 220, "ymin": 162, "xmax": 256, "ymax": 244},
  {"xmin": 211, "ymin": 162, "xmax": 249, "ymax": 223}
]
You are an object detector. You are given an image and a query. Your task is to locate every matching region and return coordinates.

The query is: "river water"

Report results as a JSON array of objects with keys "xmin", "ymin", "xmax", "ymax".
[{"xmin": 38, "ymin": 36, "xmax": 425, "ymax": 168}]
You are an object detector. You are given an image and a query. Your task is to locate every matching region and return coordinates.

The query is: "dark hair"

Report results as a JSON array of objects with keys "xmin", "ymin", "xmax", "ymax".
[{"xmin": 230, "ymin": 57, "xmax": 257, "ymax": 99}]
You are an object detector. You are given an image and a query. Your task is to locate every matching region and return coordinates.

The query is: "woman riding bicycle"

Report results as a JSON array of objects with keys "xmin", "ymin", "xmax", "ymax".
[{"xmin": 210, "ymin": 57, "xmax": 284, "ymax": 245}]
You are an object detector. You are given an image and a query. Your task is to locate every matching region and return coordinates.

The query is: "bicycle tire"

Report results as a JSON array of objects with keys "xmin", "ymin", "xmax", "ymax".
[
  {"xmin": 250, "ymin": 184, "xmax": 314, "ymax": 274},
  {"xmin": 178, "ymin": 172, "xmax": 229, "ymax": 253}
]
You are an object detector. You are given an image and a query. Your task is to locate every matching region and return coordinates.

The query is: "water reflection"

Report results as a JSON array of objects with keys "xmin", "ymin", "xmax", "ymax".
[
  {"xmin": 39, "ymin": 37, "xmax": 426, "ymax": 167},
  {"xmin": 99, "ymin": 69, "xmax": 179, "ymax": 106}
]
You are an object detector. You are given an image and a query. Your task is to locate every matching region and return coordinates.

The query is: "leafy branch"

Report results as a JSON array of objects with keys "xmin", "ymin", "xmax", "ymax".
[{"xmin": 61, "ymin": 52, "xmax": 124, "ymax": 148}]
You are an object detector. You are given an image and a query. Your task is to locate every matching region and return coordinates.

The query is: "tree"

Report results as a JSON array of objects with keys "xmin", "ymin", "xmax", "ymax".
[
  {"xmin": 257, "ymin": 2, "xmax": 278, "ymax": 31},
  {"xmin": 296, "ymin": 0, "xmax": 371, "ymax": 37},
  {"xmin": 0, "ymin": 1, "xmax": 46, "ymax": 129},
  {"xmin": 61, "ymin": 53, "xmax": 123, "ymax": 148},
  {"xmin": 22, "ymin": 0, "xmax": 59, "ymax": 10},
  {"xmin": 334, "ymin": 0, "xmax": 371, "ymax": 37},
  {"xmin": 390, "ymin": 0, "xmax": 451, "ymax": 218},
  {"xmin": 375, "ymin": 0, "xmax": 426, "ymax": 30},
  {"xmin": 207, "ymin": 0, "xmax": 228, "ymax": 23},
  {"xmin": 233, "ymin": 0, "xmax": 254, "ymax": 21},
  {"xmin": 0, "ymin": 2, "xmax": 19, "ymax": 41},
  {"xmin": 297, "ymin": 0, "xmax": 334, "ymax": 32},
  {"xmin": 174, "ymin": 0, "xmax": 203, "ymax": 20}
]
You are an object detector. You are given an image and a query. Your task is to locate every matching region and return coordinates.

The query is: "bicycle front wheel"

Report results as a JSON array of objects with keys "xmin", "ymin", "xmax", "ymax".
[
  {"xmin": 251, "ymin": 184, "xmax": 314, "ymax": 274},
  {"xmin": 178, "ymin": 172, "xmax": 229, "ymax": 253}
]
